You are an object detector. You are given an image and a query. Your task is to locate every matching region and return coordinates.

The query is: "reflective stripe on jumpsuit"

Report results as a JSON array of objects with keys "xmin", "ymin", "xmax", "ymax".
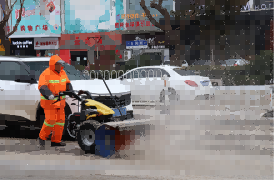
[{"xmin": 39, "ymin": 95, "xmax": 66, "ymax": 143}]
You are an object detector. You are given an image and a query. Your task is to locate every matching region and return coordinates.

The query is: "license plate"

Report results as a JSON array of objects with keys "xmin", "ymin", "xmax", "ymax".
[{"xmin": 112, "ymin": 107, "xmax": 127, "ymax": 117}]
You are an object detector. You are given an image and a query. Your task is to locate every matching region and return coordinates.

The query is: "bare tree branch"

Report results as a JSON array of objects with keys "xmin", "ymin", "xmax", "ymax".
[
  {"xmin": 5, "ymin": 0, "xmax": 18, "ymax": 17},
  {"xmin": 0, "ymin": 4, "xmax": 4, "ymax": 14},
  {"xmin": 140, "ymin": 0, "xmax": 162, "ymax": 29},
  {"xmin": 0, "ymin": 14, "xmax": 9, "ymax": 26},
  {"xmin": 158, "ymin": 0, "xmax": 163, "ymax": 7},
  {"xmin": 150, "ymin": 0, "xmax": 171, "ymax": 30},
  {"xmin": 7, "ymin": 0, "xmax": 24, "ymax": 37},
  {"xmin": 150, "ymin": 1, "xmax": 167, "ymax": 17},
  {"xmin": 10, "ymin": 0, "xmax": 19, "ymax": 11},
  {"xmin": 0, "ymin": 0, "xmax": 19, "ymax": 27},
  {"xmin": 5, "ymin": 0, "xmax": 9, "ymax": 10},
  {"xmin": 0, "ymin": 0, "xmax": 10, "ymax": 16}
]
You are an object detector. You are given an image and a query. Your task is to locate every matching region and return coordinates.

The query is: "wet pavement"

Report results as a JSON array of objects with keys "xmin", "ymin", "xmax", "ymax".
[{"xmin": 0, "ymin": 94, "xmax": 273, "ymax": 179}]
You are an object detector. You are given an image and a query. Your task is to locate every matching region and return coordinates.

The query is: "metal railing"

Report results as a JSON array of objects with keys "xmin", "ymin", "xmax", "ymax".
[{"xmin": 87, "ymin": 69, "xmax": 165, "ymax": 80}]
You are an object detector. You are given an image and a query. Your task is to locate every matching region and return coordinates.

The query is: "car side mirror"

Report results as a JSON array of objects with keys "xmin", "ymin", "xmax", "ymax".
[
  {"xmin": 29, "ymin": 76, "xmax": 37, "ymax": 84},
  {"xmin": 29, "ymin": 71, "xmax": 37, "ymax": 84}
]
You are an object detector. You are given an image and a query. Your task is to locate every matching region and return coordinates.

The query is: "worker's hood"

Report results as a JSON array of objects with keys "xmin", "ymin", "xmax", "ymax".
[
  {"xmin": 70, "ymin": 79, "xmax": 131, "ymax": 94},
  {"xmin": 49, "ymin": 55, "xmax": 64, "ymax": 71}
]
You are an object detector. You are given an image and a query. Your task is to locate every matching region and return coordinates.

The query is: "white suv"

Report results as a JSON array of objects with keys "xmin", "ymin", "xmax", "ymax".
[{"xmin": 0, "ymin": 56, "xmax": 134, "ymax": 138}]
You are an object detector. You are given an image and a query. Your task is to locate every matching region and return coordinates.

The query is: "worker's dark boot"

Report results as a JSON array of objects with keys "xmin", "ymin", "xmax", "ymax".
[
  {"xmin": 38, "ymin": 137, "xmax": 46, "ymax": 147},
  {"xmin": 51, "ymin": 141, "xmax": 66, "ymax": 147}
]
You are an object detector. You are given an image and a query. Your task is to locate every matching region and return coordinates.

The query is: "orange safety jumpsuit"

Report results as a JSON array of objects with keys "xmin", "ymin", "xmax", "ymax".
[{"xmin": 38, "ymin": 55, "xmax": 71, "ymax": 143}]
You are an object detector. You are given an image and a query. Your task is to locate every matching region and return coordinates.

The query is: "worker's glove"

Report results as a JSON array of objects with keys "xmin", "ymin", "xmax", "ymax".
[{"xmin": 48, "ymin": 94, "xmax": 55, "ymax": 100}]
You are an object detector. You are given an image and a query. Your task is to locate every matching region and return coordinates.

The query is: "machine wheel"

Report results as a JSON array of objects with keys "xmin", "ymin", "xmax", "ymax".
[{"xmin": 76, "ymin": 120, "xmax": 101, "ymax": 154}]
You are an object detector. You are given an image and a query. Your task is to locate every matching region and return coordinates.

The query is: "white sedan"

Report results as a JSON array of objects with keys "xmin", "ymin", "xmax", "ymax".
[{"xmin": 117, "ymin": 65, "xmax": 215, "ymax": 104}]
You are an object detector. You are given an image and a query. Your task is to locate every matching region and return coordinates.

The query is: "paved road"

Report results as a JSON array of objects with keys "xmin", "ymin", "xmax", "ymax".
[{"xmin": 0, "ymin": 96, "xmax": 273, "ymax": 179}]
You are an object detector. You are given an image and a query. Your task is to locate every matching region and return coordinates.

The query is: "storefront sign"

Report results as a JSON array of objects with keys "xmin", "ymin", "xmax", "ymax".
[
  {"xmin": 115, "ymin": 20, "xmax": 154, "ymax": 29},
  {"xmin": 117, "ymin": 13, "xmax": 158, "ymax": 20},
  {"xmin": 126, "ymin": 41, "xmax": 165, "ymax": 49},
  {"xmin": 34, "ymin": 37, "xmax": 59, "ymax": 50},
  {"xmin": 11, "ymin": 39, "xmax": 34, "ymax": 49},
  {"xmin": 126, "ymin": 40, "xmax": 148, "ymax": 49},
  {"xmin": 149, "ymin": 45, "xmax": 166, "ymax": 49},
  {"xmin": 190, "ymin": 2, "xmax": 273, "ymax": 12},
  {"xmin": 5, "ymin": 25, "xmax": 49, "ymax": 33},
  {"xmin": 241, "ymin": 2, "xmax": 273, "ymax": 11},
  {"xmin": 117, "ymin": 0, "xmax": 173, "ymax": 31},
  {"xmin": 123, "ymin": 34, "xmax": 168, "ymax": 47},
  {"xmin": 135, "ymin": 37, "xmax": 156, "ymax": 44}
]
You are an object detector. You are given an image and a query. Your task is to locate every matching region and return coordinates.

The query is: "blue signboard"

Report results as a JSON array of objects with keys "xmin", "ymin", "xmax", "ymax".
[
  {"xmin": 139, "ymin": 40, "xmax": 147, "ymax": 46},
  {"xmin": 126, "ymin": 40, "xmax": 148, "ymax": 49}
]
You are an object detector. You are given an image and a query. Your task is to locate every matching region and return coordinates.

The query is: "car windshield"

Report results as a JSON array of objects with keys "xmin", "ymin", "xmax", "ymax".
[
  {"xmin": 172, "ymin": 68, "xmax": 199, "ymax": 76},
  {"xmin": 22, "ymin": 61, "xmax": 89, "ymax": 80}
]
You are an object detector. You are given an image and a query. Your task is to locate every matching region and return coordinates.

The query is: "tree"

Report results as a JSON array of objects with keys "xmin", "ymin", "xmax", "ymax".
[
  {"xmin": 140, "ymin": 0, "xmax": 250, "ymax": 66},
  {"xmin": 0, "ymin": 0, "xmax": 25, "ymax": 56}
]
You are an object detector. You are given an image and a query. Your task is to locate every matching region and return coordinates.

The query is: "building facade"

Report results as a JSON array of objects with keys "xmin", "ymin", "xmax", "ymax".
[
  {"xmin": 2, "ymin": 0, "xmax": 174, "ymax": 69},
  {"xmin": 59, "ymin": 32, "xmax": 123, "ymax": 71},
  {"xmin": 115, "ymin": 0, "xmax": 174, "ymax": 67},
  {"xmin": 58, "ymin": 0, "xmax": 126, "ymax": 69},
  {"xmin": 59, "ymin": 0, "xmax": 174, "ymax": 70},
  {"xmin": 4, "ymin": 0, "xmax": 271, "ymax": 68},
  {"xmin": 171, "ymin": 0, "xmax": 273, "ymax": 63},
  {"xmin": 7, "ymin": 0, "xmax": 61, "ymax": 57}
]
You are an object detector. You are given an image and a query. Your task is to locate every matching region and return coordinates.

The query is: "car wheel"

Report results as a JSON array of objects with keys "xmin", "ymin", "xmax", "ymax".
[
  {"xmin": 160, "ymin": 88, "xmax": 180, "ymax": 102},
  {"xmin": 168, "ymin": 87, "xmax": 180, "ymax": 101},
  {"xmin": 159, "ymin": 89, "xmax": 165, "ymax": 103}
]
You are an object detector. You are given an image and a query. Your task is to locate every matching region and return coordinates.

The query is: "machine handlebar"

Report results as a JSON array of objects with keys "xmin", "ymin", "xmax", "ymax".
[{"xmin": 52, "ymin": 90, "xmax": 92, "ymax": 104}]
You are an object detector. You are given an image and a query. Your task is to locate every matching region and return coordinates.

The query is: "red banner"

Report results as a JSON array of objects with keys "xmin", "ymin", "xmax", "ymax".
[{"xmin": 9, "ymin": 25, "xmax": 49, "ymax": 32}]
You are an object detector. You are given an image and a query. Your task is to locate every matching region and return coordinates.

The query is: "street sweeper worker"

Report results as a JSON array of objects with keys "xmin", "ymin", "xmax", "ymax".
[{"xmin": 38, "ymin": 55, "xmax": 73, "ymax": 147}]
